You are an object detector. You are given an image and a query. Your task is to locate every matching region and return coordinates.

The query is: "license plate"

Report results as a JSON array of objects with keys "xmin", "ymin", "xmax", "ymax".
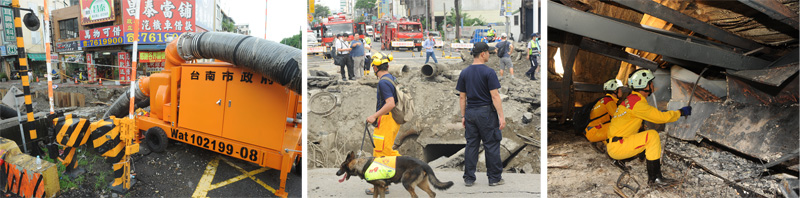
[{"xmin": 169, "ymin": 128, "xmax": 265, "ymax": 164}]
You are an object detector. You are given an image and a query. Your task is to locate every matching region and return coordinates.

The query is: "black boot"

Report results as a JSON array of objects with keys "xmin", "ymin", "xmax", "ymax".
[{"xmin": 647, "ymin": 159, "xmax": 676, "ymax": 187}]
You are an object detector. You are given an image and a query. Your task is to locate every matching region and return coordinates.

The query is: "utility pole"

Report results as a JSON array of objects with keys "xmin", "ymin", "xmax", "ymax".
[
  {"xmin": 265, "ymin": 0, "xmax": 267, "ymax": 39},
  {"xmin": 504, "ymin": 0, "xmax": 509, "ymax": 39},
  {"xmin": 442, "ymin": 2, "xmax": 446, "ymax": 40},
  {"xmin": 454, "ymin": 0, "xmax": 460, "ymax": 41},
  {"xmin": 533, "ymin": 0, "xmax": 538, "ymax": 33}
]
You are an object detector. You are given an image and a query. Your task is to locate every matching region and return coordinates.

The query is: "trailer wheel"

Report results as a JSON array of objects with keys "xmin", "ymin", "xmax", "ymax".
[
  {"xmin": 292, "ymin": 156, "xmax": 302, "ymax": 176},
  {"xmin": 146, "ymin": 127, "xmax": 169, "ymax": 153}
]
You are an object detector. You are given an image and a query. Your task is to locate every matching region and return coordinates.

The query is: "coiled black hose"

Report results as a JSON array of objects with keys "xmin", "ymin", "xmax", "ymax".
[{"xmin": 176, "ymin": 32, "xmax": 302, "ymax": 93}]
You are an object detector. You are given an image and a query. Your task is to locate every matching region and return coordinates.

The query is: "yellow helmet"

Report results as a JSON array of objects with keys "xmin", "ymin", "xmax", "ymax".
[{"xmin": 371, "ymin": 52, "xmax": 393, "ymax": 66}]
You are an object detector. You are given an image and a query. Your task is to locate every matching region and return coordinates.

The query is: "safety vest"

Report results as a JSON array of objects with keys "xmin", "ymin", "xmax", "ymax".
[
  {"xmin": 364, "ymin": 156, "xmax": 397, "ymax": 181},
  {"xmin": 528, "ymin": 39, "xmax": 539, "ymax": 55},
  {"xmin": 608, "ymin": 92, "xmax": 681, "ymax": 138},
  {"xmin": 487, "ymin": 29, "xmax": 495, "ymax": 37},
  {"xmin": 365, "ymin": 37, "xmax": 372, "ymax": 45}
]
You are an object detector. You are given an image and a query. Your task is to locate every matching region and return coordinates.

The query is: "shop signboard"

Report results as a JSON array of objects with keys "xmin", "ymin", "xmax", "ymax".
[
  {"xmin": 138, "ymin": 51, "xmax": 165, "ymax": 63},
  {"xmin": 118, "ymin": 52, "xmax": 131, "ymax": 82},
  {"xmin": 80, "ymin": 25, "xmax": 125, "ymax": 47},
  {"xmin": 63, "ymin": 53, "xmax": 84, "ymax": 62},
  {"xmin": 122, "ymin": 0, "xmax": 195, "ymax": 44},
  {"xmin": 0, "ymin": 46, "xmax": 5, "ymax": 56},
  {"xmin": 5, "ymin": 45, "xmax": 16, "ymax": 55},
  {"xmin": 86, "ymin": 53, "xmax": 96, "ymax": 81},
  {"xmin": 55, "ymin": 41, "xmax": 81, "ymax": 52},
  {"xmin": 79, "ymin": 0, "xmax": 116, "ymax": 25},
  {"xmin": 2, "ymin": 0, "xmax": 14, "ymax": 43}
]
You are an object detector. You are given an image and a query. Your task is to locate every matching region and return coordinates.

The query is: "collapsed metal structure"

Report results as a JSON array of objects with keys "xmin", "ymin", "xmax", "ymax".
[{"xmin": 546, "ymin": 0, "xmax": 798, "ymax": 181}]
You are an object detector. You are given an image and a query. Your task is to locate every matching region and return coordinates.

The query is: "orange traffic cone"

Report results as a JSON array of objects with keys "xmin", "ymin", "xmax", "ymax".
[
  {"xmin": 99, "ymin": 78, "xmax": 102, "ymax": 85},
  {"xmin": 74, "ymin": 78, "xmax": 78, "ymax": 84}
]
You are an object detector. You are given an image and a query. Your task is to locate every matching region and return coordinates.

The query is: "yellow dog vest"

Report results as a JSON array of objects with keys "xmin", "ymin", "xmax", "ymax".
[{"xmin": 364, "ymin": 156, "xmax": 397, "ymax": 181}]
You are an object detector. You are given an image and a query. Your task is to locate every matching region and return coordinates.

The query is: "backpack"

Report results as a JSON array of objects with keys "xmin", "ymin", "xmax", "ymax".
[
  {"xmin": 572, "ymin": 96, "xmax": 606, "ymax": 135},
  {"xmin": 497, "ymin": 41, "xmax": 508, "ymax": 57},
  {"xmin": 377, "ymin": 76, "xmax": 415, "ymax": 124}
]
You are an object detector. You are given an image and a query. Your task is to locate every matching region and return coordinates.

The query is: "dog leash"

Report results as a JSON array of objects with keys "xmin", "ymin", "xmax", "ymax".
[{"xmin": 359, "ymin": 122, "xmax": 375, "ymax": 157}]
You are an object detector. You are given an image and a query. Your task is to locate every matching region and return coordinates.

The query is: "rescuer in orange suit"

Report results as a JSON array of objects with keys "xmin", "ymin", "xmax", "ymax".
[
  {"xmin": 584, "ymin": 79, "xmax": 625, "ymax": 143},
  {"xmin": 607, "ymin": 69, "xmax": 692, "ymax": 186},
  {"xmin": 364, "ymin": 52, "xmax": 400, "ymax": 195}
]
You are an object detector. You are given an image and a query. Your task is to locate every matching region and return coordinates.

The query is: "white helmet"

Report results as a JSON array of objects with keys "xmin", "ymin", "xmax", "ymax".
[
  {"xmin": 501, "ymin": 33, "xmax": 507, "ymax": 38},
  {"xmin": 603, "ymin": 79, "xmax": 624, "ymax": 92},
  {"xmin": 628, "ymin": 69, "xmax": 655, "ymax": 89}
]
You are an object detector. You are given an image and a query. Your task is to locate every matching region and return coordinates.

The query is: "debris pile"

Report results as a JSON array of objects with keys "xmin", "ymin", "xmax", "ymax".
[{"xmin": 308, "ymin": 49, "xmax": 541, "ymax": 174}]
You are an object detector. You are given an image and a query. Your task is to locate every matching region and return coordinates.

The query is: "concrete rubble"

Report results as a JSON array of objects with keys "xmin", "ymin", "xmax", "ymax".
[{"xmin": 308, "ymin": 49, "xmax": 541, "ymax": 174}]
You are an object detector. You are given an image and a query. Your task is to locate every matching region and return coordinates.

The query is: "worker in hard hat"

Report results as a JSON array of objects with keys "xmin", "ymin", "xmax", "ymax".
[
  {"xmin": 585, "ymin": 79, "xmax": 624, "ymax": 143},
  {"xmin": 607, "ymin": 69, "xmax": 692, "ymax": 186},
  {"xmin": 525, "ymin": 33, "xmax": 540, "ymax": 80},
  {"xmin": 366, "ymin": 52, "xmax": 401, "ymax": 158},
  {"xmin": 364, "ymin": 52, "xmax": 399, "ymax": 195},
  {"xmin": 486, "ymin": 25, "xmax": 496, "ymax": 42}
]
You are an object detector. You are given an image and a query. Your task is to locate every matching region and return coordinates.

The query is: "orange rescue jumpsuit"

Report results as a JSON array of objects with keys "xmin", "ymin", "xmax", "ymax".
[
  {"xmin": 585, "ymin": 94, "xmax": 618, "ymax": 143},
  {"xmin": 373, "ymin": 112, "xmax": 401, "ymax": 157},
  {"xmin": 607, "ymin": 92, "xmax": 680, "ymax": 161}
]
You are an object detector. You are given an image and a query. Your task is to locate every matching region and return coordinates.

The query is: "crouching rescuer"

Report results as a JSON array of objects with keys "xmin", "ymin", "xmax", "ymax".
[{"xmin": 607, "ymin": 69, "xmax": 692, "ymax": 186}]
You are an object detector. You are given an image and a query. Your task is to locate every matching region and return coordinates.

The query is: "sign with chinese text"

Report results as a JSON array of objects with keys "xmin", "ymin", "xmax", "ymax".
[
  {"xmin": 139, "ymin": 51, "xmax": 165, "ymax": 63},
  {"xmin": 63, "ymin": 53, "xmax": 84, "ymax": 62},
  {"xmin": 122, "ymin": 0, "xmax": 195, "ymax": 44},
  {"xmin": 118, "ymin": 52, "xmax": 131, "ymax": 82},
  {"xmin": 86, "ymin": 53, "xmax": 96, "ymax": 81},
  {"xmin": 145, "ymin": 62, "xmax": 164, "ymax": 73},
  {"xmin": 80, "ymin": 0, "xmax": 116, "ymax": 25},
  {"xmin": 80, "ymin": 25, "xmax": 125, "ymax": 47},
  {"xmin": 194, "ymin": 0, "xmax": 212, "ymax": 30},
  {"xmin": 55, "ymin": 41, "xmax": 81, "ymax": 52},
  {"xmin": 5, "ymin": 45, "xmax": 16, "ymax": 55},
  {"xmin": 2, "ymin": 0, "xmax": 14, "ymax": 43}
]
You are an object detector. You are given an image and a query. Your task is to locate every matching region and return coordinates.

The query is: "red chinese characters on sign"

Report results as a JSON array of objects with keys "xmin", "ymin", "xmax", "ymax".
[
  {"xmin": 79, "ymin": 25, "xmax": 125, "ymax": 47},
  {"xmin": 122, "ymin": 0, "xmax": 195, "ymax": 33},
  {"xmin": 118, "ymin": 52, "xmax": 131, "ymax": 82},
  {"xmin": 86, "ymin": 53, "xmax": 96, "ymax": 81}
]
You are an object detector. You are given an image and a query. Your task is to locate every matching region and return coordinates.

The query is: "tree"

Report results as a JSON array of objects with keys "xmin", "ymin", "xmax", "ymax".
[
  {"xmin": 438, "ymin": 8, "xmax": 486, "ymax": 35},
  {"xmin": 314, "ymin": 4, "xmax": 331, "ymax": 18},
  {"xmin": 354, "ymin": 0, "xmax": 376, "ymax": 10},
  {"xmin": 280, "ymin": 31, "xmax": 302, "ymax": 49}
]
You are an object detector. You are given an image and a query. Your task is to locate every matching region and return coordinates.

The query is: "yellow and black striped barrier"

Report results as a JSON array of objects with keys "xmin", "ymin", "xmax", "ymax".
[
  {"xmin": 11, "ymin": 0, "xmax": 36, "ymax": 140},
  {"xmin": 52, "ymin": 114, "xmax": 139, "ymax": 192}
]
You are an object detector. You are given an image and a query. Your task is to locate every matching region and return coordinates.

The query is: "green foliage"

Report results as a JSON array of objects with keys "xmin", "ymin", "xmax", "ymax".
[
  {"xmin": 355, "ymin": 0, "xmax": 377, "ymax": 10},
  {"xmin": 314, "ymin": 4, "xmax": 331, "ymax": 18},
  {"xmin": 280, "ymin": 31, "xmax": 302, "ymax": 49},
  {"xmin": 222, "ymin": 20, "xmax": 236, "ymax": 33},
  {"xmin": 0, "ymin": 73, "xmax": 6, "ymax": 79},
  {"xmin": 438, "ymin": 8, "xmax": 486, "ymax": 30}
]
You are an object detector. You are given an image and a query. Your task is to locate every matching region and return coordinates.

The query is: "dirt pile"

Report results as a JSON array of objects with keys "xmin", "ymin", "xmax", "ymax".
[
  {"xmin": 308, "ymin": 51, "xmax": 541, "ymax": 174},
  {"xmin": 547, "ymin": 124, "xmax": 794, "ymax": 197}
]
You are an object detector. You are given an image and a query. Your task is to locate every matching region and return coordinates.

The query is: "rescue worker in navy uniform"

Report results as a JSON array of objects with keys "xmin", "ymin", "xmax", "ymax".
[
  {"xmin": 607, "ymin": 69, "xmax": 692, "ymax": 186},
  {"xmin": 585, "ymin": 79, "xmax": 624, "ymax": 143},
  {"xmin": 457, "ymin": 42, "xmax": 505, "ymax": 187}
]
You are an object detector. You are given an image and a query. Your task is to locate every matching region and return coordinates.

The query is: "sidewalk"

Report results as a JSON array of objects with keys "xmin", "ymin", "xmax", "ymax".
[{"xmin": 308, "ymin": 168, "xmax": 541, "ymax": 198}]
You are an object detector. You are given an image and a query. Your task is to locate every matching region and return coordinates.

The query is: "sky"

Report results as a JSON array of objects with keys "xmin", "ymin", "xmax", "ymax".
[
  {"xmin": 317, "ymin": 0, "xmax": 342, "ymax": 14},
  {"xmin": 222, "ymin": 0, "xmax": 305, "ymax": 42}
]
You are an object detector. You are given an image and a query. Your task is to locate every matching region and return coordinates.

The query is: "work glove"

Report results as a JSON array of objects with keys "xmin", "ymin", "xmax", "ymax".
[{"xmin": 679, "ymin": 106, "xmax": 692, "ymax": 116}]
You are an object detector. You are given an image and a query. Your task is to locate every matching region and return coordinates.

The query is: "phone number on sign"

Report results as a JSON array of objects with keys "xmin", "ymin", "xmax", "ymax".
[
  {"xmin": 126, "ymin": 32, "xmax": 182, "ymax": 44},
  {"xmin": 169, "ymin": 128, "xmax": 265, "ymax": 163},
  {"xmin": 82, "ymin": 37, "xmax": 126, "ymax": 47}
]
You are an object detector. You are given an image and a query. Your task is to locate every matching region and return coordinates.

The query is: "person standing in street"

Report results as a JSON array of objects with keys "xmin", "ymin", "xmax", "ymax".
[
  {"xmin": 336, "ymin": 33, "xmax": 354, "ymax": 81},
  {"xmin": 525, "ymin": 33, "xmax": 540, "ymax": 80},
  {"xmin": 456, "ymin": 42, "xmax": 506, "ymax": 187},
  {"xmin": 423, "ymin": 34, "xmax": 438, "ymax": 64},
  {"xmin": 351, "ymin": 32, "xmax": 366, "ymax": 79},
  {"xmin": 497, "ymin": 33, "xmax": 515, "ymax": 78}
]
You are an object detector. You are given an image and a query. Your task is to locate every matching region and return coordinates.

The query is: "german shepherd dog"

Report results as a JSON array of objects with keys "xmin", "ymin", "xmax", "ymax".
[{"xmin": 336, "ymin": 151, "xmax": 454, "ymax": 198}]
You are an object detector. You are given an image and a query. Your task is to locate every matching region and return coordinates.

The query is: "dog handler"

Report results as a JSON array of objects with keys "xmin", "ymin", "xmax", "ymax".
[
  {"xmin": 607, "ymin": 69, "xmax": 692, "ymax": 186},
  {"xmin": 365, "ymin": 52, "xmax": 400, "ymax": 195},
  {"xmin": 457, "ymin": 42, "xmax": 506, "ymax": 187}
]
